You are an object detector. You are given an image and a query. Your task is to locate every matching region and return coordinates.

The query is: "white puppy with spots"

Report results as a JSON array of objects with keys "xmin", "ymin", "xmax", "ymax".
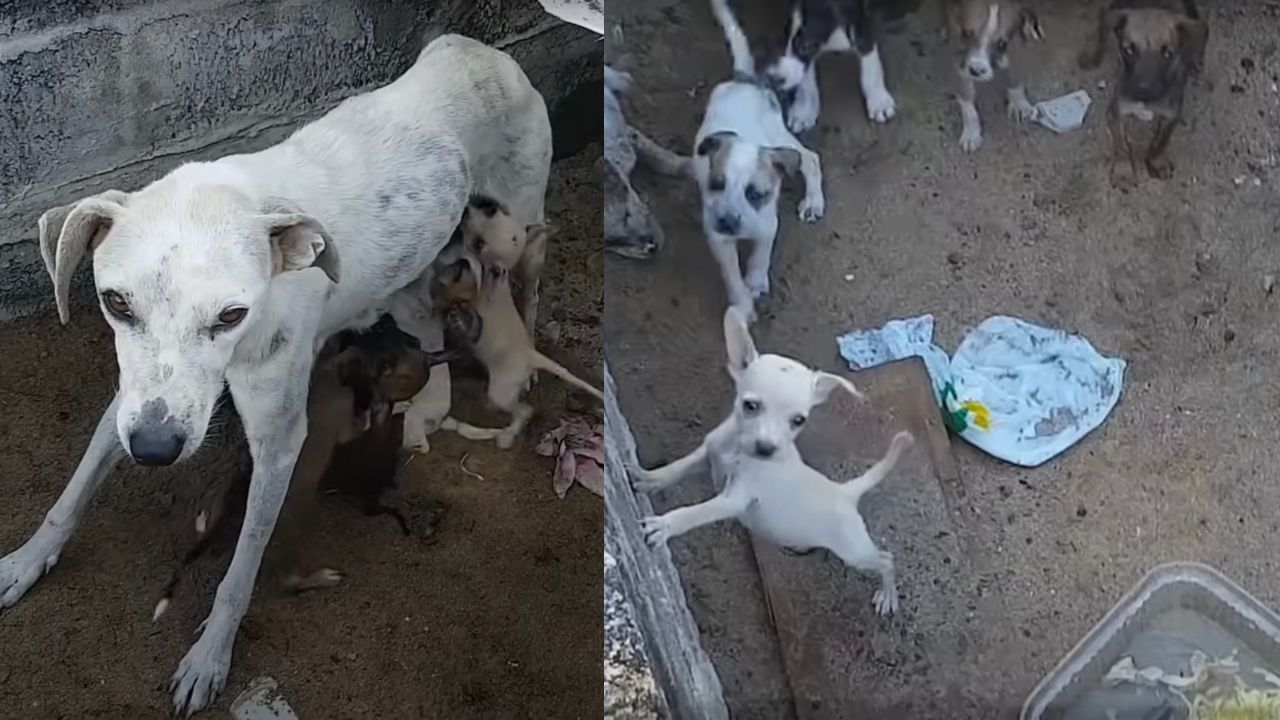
[
  {"xmin": 628, "ymin": 308, "xmax": 915, "ymax": 617},
  {"xmin": 697, "ymin": 0, "xmax": 827, "ymax": 323},
  {"xmin": 2, "ymin": 35, "xmax": 550, "ymax": 716}
]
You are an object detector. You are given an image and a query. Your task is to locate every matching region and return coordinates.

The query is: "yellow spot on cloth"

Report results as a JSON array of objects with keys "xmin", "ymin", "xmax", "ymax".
[{"xmin": 961, "ymin": 401, "xmax": 992, "ymax": 430}]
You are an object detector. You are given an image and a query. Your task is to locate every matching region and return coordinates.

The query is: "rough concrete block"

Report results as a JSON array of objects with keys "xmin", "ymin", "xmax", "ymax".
[
  {"xmin": 604, "ymin": 364, "xmax": 731, "ymax": 720},
  {"xmin": 0, "ymin": 0, "xmax": 600, "ymax": 322}
]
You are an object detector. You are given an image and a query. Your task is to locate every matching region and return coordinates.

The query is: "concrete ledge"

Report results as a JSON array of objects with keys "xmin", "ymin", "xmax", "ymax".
[{"xmin": 0, "ymin": 0, "xmax": 599, "ymax": 322}]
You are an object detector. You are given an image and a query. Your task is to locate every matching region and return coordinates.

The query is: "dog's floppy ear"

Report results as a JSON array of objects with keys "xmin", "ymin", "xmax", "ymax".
[
  {"xmin": 764, "ymin": 146, "xmax": 802, "ymax": 177},
  {"xmin": 37, "ymin": 190, "xmax": 130, "ymax": 325},
  {"xmin": 811, "ymin": 371, "xmax": 865, "ymax": 405},
  {"xmin": 696, "ymin": 131, "xmax": 737, "ymax": 158},
  {"xmin": 1177, "ymin": 17, "xmax": 1208, "ymax": 73},
  {"xmin": 1020, "ymin": 7, "xmax": 1044, "ymax": 41},
  {"xmin": 723, "ymin": 306, "xmax": 758, "ymax": 380},
  {"xmin": 260, "ymin": 200, "xmax": 340, "ymax": 283}
]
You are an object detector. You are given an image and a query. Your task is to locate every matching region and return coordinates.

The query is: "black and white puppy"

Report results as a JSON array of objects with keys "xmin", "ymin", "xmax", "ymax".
[
  {"xmin": 700, "ymin": 0, "xmax": 827, "ymax": 323},
  {"xmin": 759, "ymin": 0, "xmax": 898, "ymax": 133}
]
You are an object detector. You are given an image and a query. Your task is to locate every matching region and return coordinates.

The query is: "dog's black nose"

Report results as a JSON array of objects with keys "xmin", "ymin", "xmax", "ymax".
[
  {"xmin": 754, "ymin": 441, "xmax": 776, "ymax": 458},
  {"xmin": 714, "ymin": 215, "xmax": 740, "ymax": 236},
  {"xmin": 129, "ymin": 426, "xmax": 186, "ymax": 466}
]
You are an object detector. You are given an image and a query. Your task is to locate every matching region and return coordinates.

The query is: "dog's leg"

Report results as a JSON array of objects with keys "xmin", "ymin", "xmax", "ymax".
[
  {"xmin": 744, "ymin": 235, "xmax": 776, "ymax": 300},
  {"xmin": 169, "ymin": 376, "xmax": 309, "ymax": 716},
  {"xmin": 1006, "ymin": 82, "xmax": 1037, "ymax": 123},
  {"xmin": 956, "ymin": 75, "xmax": 982, "ymax": 152},
  {"xmin": 0, "ymin": 395, "xmax": 125, "ymax": 608},
  {"xmin": 628, "ymin": 441, "xmax": 711, "ymax": 493},
  {"xmin": 440, "ymin": 416, "xmax": 505, "ymax": 441},
  {"xmin": 706, "ymin": 231, "xmax": 756, "ymax": 322},
  {"xmin": 514, "ymin": 230, "xmax": 547, "ymax": 341},
  {"xmin": 857, "ymin": 45, "xmax": 897, "ymax": 123},
  {"xmin": 1107, "ymin": 97, "xmax": 1138, "ymax": 188},
  {"xmin": 796, "ymin": 147, "xmax": 825, "ymax": 223},
  {"xmin": 639, "ymin": 491, "xmax": 751, "ymax": 547},
  {"xmin": 631, "ymin": 128, "xmax": 693, "ymax": 177},
  {"xmin": 388, "ymin": 288, "xmax": 451, "ymax": 454},
  {"xmin": 496, "ymin": 402, "xmax": 535, "ymax": 450},
  {"xmin": 830, "ymin": 522, "xmax": 899, "ymax": 617},
  {"xmin": 1145, "ymin": 116, "xmax": 1178, "ymax": 179},
  {"xmin": 787, "ymin": 63, "xmax": 822, "ymax": 134}
]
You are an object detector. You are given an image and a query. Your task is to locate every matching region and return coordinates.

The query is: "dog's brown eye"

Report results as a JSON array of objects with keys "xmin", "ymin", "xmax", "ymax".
[
  {"xmin": 216, "ymin": 307, "xmax": 247, "ymax": 327},
  {"xmin": 961, "ymin": 29, "xmax": 973, "ymax": 40},
  {"xmin": 996, "ymin": 39, "xmax": 1008, "ymax": 52},
  {"xmin": 102, "ymin": 291, "xmax": 132, "ymax": 319},
  {"xmin": 1124, "ymin": 43, "xmax": 1137, "ymax": 56},
  {"xmin": 742, "ymin": 399, "xmax": 760, "ymax": 414},
  {"xmin": 1161, "ymin": 45, "xmax": 1172, "ymax": 58},
  {"xmin": 791, "ymin": 415, "xmax": 806, "ymax": 428}
]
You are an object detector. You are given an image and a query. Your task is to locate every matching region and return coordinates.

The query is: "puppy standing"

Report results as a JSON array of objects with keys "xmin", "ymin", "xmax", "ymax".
[
  {"xmin": 760, "ymin": 0, "xmax": 899, "ymax": 133},
  {"xmin": 629, "ymin": 308, "xmax": 914, "ymax": 616},
  {"xmin": 697, "ymin": 0, "xmax": 827, "ymax": 323},
  {"xmin": 1078, "ymin": 0, "xmax": 1208, "ymax": 184},
  {"xmin": 944, "ymin": 0, "xmax": 1045, "ymax": 152}
]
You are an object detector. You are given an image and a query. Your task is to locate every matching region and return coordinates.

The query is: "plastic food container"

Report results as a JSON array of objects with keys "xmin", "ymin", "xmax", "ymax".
[{"xmin": 1021, "ymin": 562, "xmax": 1280, "ymax": 720}]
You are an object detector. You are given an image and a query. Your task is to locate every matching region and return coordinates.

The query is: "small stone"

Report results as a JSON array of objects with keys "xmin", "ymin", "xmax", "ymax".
[
  {"xmin": 1076, "ymin": 504, "xmax": 1088, "ymax": 518},
  {"xmin": 1224, "ymin": 328, "xmax": 1236, "ymax": 344},
  {"xmin": 1265, "ymin": 275, "xmax": 1276, "ymax": 294},
  {"xmin": 946, "ymin": 251, "xmax": 962, "ymax": 266},
  {"xmin": 1242, "ymin": 57, "xmax": 1257, "ymax": 73},
  {"xmin": 843, "ymin": 273, "xmax": 854, "ymax": 281}
]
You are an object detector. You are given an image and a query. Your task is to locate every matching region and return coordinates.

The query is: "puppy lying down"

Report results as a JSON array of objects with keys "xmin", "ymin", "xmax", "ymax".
[{"xmin": 155, "ymin": 313, "xmax": 476, "ymax": 617}]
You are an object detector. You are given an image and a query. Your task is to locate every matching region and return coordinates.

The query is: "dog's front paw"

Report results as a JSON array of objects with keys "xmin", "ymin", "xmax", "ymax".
[
  {"xmin": 745, "ymin": 269, "xmax": 771, "ymax": 299},
  {"xmin": 798, "ymin": 194, "xmax": 825, "ymax": 223},
  {"xmin": 1146, "ymin": 156, "xmax": 1175, "ymax": 180},
  {"xmin": 787, "ymin": 95, "xmax": 820, "ymax": 134},
  {"xmin": 872, "ymin": 587, "xmax": 899, "ymax": 617},
  {"xmin": 170, "ymin": 621, "xmax": 234, "ymax": 716},
  {"xmin": 890, "ymin": 431, "xmax": 915, "ymax": 454},
  {"xmin": 0, "ymin": 535, "xmax": 62, "ymax": 609},
  {"xmin": 640, "ymin": 516, "xmax": 673, "ymax": 548},
  {"xmin": 1008, "ymin": 97, "xmax": 1038, "ymax": 123},
  {"xmin": 865, "ymin": 90, "xmax": 897, "ymax": 124},
  {"xmin": 959, "ymin": 127, "xmax": 983, "ymax": 153},
  {"xmin": 627, "ymin": 465, "xmax": 661, "ymax": 493}
]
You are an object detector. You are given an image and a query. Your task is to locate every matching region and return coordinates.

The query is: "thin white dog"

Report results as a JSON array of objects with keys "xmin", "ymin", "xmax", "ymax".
[
  {"xmin": 1, "ymin": 35, "xmax": 551, "ymax": 716},
  {"xmin": 695, "ymin": 0, "xmax": 826, "ymax": 323},
  {"xmin": 628, "ymin": 308, "xmax": 914, "ymax": 617}
]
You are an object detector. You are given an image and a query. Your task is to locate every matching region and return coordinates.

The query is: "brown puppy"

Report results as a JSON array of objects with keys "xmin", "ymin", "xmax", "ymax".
[
  {"xmin": 1078, "ymin": 0, "xmax": 1208, "ymax": 183},
  {"xmin": 943, "ymin": 0, "xmax": 1044, "ymax": 153},
  {"xmin": 154, "ymin": 314, "xmax": 473, "ymax": 617}
]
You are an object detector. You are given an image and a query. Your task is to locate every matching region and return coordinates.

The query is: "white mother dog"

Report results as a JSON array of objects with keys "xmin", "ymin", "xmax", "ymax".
[{"xmin": 0, "ymin": 34, "xmax": 550, "ymax": 715}]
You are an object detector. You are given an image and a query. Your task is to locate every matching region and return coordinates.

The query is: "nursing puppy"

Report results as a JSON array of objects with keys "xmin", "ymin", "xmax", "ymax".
[
  {"xmin": 629, "ymin": 308, "xmax": 913, "ymax": 616},
  {"xmin": 944, "ymin": 0, "xmax": 1045, "ymax": 152},
  {"xmin": 752, "ymin": 0, "xmax": 899, "ymax": 132},
  {"xmin": 699, "ymin": 0, "xmax": 827, "ymax": 323},
  {"xmin": 1078, "ymin": 0, "xmax": 1207, "ymax": 183}
]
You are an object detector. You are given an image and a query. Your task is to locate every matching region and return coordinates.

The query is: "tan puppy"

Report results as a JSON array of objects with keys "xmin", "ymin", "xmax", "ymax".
[
  {"xmin": 1078, "ymin": 0, "xmax": 1208, "ymax": 184},
  {"xmin": 943, "ymin": 0, "xmax": 1044, "ymax": 152},
  {"xmin": 431, "ymin": 217, "xmax": 603, "ymax": 449}
]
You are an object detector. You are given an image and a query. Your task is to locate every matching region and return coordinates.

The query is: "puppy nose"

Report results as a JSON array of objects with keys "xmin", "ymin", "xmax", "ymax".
[
  {"xmin": 967, "ymin": 64, "xmax": 987, "ymax": 79},
  {"xmin": 129, "ymin": 426, "xmax": 186, "ymax": 466},
  {"xmin": 715, "ymin": 215, "xmax": 740, "ymax": 235},
  {"xmin": 754, "ymin": 440, "xmax": 776, "ymax": 458}
]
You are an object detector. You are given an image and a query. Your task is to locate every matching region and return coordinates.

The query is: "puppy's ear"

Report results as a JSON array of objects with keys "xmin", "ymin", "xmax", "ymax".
[
  {"xmin": 696, "ymin": 131, "xmax": 737, "ymax": 157},
  {"xmin": 764, "ymin": 147, "xmax": 802, "ymax": 178},
  {"xmin": 941, "ymin": 0, "xmax": 960, "ymax": 42},
  {"xmin": 811, "ymin": 371, "xmax": 865, "ymax": 405},
  {"xmin": 1177, "ymin": 17, "xmax": 1208, "ymax": 73},
  {"xmin": 1106, "ymin": 9, "xmax": 1130, "ymax": 39},
  {"xmin": 1020, "ymin": 7, "xmax": 1043, "ymax": 41},
  {"xmin": 723, "ymin": 306, "xmax": 758, "ymax": 380},
  {"xmin": 38, "ymin": 190, "xmax": 130, "ymax": 325}
]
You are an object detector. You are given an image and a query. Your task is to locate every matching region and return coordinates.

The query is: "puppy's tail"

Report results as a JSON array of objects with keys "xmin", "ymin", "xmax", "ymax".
[
  {"xmin": 839, "ymin": 432, "xmax": 913, "ymax": 503},
  {"xmin": 531, "ymin": 352, "xmax": 605, "ymax": 403},
  {"xmin": 708, "ymin": 0, "xmax": 755, "ymax": 77}
]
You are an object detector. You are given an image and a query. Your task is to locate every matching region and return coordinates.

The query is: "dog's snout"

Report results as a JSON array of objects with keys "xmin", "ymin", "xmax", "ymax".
[
  {"xmin": 129, "ymin": 425, "xmax": 186, "ymax": 466},
  {"xmin": 754, "ymin": 440, "xmax": 777, "ymax": 458},
  {"xmin": 714, "ymin": 215, "xmax": 741, "ymax": 236},
  {"xmin": 967, "ymin": 62, "xmax": 989, "ymax": 79}
]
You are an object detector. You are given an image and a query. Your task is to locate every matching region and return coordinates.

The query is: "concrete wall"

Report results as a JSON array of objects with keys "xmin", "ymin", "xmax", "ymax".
[{"xmin": 0, "ymin": 0, "xmax": 600, "ymax": 321}]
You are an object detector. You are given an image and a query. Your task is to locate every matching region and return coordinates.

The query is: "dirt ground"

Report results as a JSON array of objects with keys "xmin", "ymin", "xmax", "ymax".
[
  {"xmin": 606, "ymin": 1, "xmax": 1280, "ymax": 717},
  {"xmin": 0, "ymin": 147, "xmax": 603, "ymax": 720}
]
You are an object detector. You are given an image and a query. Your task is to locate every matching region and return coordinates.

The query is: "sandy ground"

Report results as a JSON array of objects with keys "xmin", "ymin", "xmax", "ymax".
[
  {"xmin": 0, "ymin": 146, "xmax": 603, "ymax": 719},
  {"xmin": 606, "ymin": 1, "xmax": 1280, "ymax": 717}
]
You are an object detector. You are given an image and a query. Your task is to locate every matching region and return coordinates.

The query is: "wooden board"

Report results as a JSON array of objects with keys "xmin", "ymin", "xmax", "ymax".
[{"xmin": 749, "ymin": 357, "xmax": 971, "ymax": 719}]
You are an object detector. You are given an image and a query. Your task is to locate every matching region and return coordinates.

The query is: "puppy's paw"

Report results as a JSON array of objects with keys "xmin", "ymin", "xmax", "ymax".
[
  {"xmin": 798, "ymin": 194, "xmax": 825, "ymax": 223},
  {"xmin": 959, "ymin": 127, "xmax": 983, "ymax": 153},
  {"xmin": 640, "ymin": 516, "xmax": 673, "ymax": 548},
  {"xmin": 745, "ymin": 269, "xmax": 770, "ymax": 299},
  {"xmin": 890, "ymin": 431, "xmax": 915, "ymax": 453},
  {"xmin": 1008, "ymin": 97, "xmax": 1038, "ymax": 123},
  {"xmin": 626, "ymin": 464, "xmax": 657, "ymax": 493},
  {"xmin": 731, "ymin": 301, "xmax": 759, "ymax": 325},
  {"xmin": 872, "ymin": 587, "xmax": 899, "ymax": 617},
  {"xmin": 865, "ymin": 90, "xmax": 897, "ymax": 124},
  {"xmin": 787, "ymin": 95, "xmax": 820, "ymax": 134}
]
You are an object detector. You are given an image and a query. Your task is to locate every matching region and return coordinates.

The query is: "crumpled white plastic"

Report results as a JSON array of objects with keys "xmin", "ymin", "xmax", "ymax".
[{"xmin": 837, "ymin": 314, "xmax": 1126, "ymax": 468}]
